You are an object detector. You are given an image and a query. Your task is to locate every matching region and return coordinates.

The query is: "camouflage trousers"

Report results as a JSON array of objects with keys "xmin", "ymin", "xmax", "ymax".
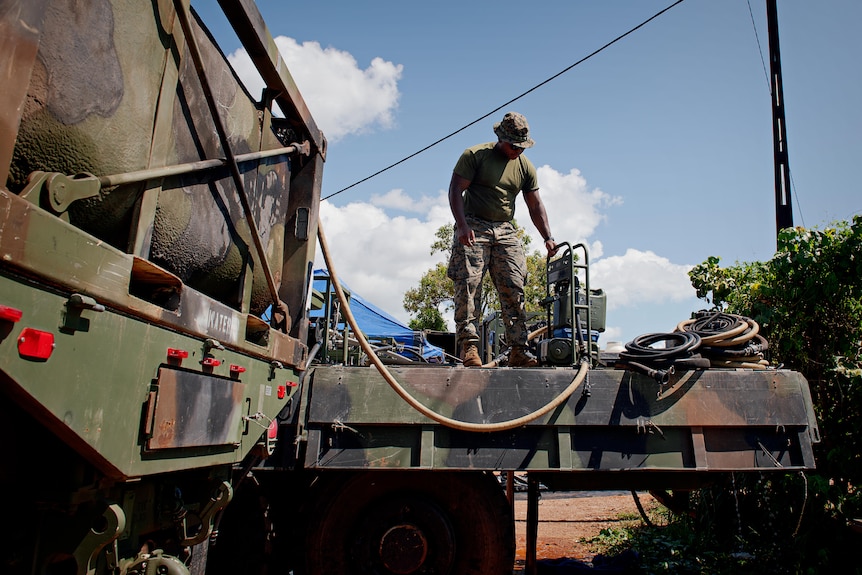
[{"xmin": 447, "ymin": 215, "xmax": 528, "ymax": 349}]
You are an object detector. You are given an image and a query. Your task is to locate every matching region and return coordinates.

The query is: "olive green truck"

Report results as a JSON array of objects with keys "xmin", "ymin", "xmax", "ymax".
[{"xmin": 0, "ymin": 1, "xmax": 820, "ymax": 574}]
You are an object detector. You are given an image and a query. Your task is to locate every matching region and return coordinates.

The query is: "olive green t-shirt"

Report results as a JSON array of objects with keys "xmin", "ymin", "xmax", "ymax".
[{"xmin": 453, "ymin": 142, "xmax": 539, "ymax": 222}]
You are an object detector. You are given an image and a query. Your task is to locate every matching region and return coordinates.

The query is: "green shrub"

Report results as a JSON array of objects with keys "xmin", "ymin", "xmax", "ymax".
[{"xmin": 678, "ymin": 216, "xmax": 862, "ymax": 573}]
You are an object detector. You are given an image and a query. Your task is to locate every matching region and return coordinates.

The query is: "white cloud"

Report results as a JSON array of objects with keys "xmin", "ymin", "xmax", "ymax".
[
  {"xmin": 228, "ymin": 37, "xmax": 403, "ymax": 141},
  {"xmin": 591, "ymin": 249, "xmax": 696, "ymax": 309},
  {"xmin": 312, "ymin": 167, "xmax": 699, "ymax": 342},
  {"xmin": 370, "ymin": 188, "xmax": 440, "ymax": 214},
  {"xmin": 216, "ymin": 29, "xmax": 753, "ymax": 346},
  {"xmin": 601, "ymin": 326, "xmax": 624, "ymax": 344},
  {"xmin": 314, "ymin": 195, "xmax": 451, "ymax": 324},
  {"xmin": 519, "ymin": 166, "xmax": 622, "ymax": 253},
  {"xmin": 587, "ymin": 250, "xmax": 703, "ymax": 344}
]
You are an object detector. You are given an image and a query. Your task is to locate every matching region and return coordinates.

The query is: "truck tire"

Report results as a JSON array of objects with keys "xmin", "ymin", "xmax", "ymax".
[{"xmin": 301, "ymin": 470, "xmax": 514, "ymax": 575}]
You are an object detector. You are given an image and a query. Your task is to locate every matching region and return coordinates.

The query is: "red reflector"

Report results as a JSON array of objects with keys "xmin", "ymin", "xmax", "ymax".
[
  {"xmin": 167, "ymin": 348, "xmax": 189, "ymax": 359},
  {"xmin": 18, "ymin": 328, "xmax": 55, "ymax": 360},
  {"xmin": 201, "ymin": 357, "xmax": 221, "ymax": 367},
  {"xmin": 267, "ymin": 419, "xmax": 278, "ymax": 439},
  {"xmin": 230, "ymin": 364, "xmax": 246, "ymax": 374},
  {"xmin": 286, "ymin": 381, "xmax": 298, "ymax": 387},
  {"xmin": 277, "ymin": 385, "xmax": 286, "ymax": 399},
  {"xmin": 0, "ymin": 305, "xmax": 23, "ymax": 322}
]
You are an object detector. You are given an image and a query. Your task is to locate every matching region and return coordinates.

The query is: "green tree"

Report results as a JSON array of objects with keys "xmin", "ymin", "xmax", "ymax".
[
  {"xmin": 685, "ymin": 216, "xmax": 862, "ymax": 572},
  {"xmin": 407, "ymin": 307, "xmax": 447, "ymax": 331},
  {"xmin": 403, "ymin": 222, "xmax": 551, "ymax": 330},
  {"xmin": 403, "ymin": 261, "xmax": 451, "ymax": 330}
]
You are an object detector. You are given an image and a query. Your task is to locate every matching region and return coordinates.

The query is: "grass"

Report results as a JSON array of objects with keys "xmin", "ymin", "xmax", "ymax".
[{"xmin": 585, "ymin": 501, "xmax": 771, "ymax": 574}]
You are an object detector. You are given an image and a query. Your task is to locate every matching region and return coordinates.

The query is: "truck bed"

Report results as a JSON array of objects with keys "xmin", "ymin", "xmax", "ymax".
[{"xmin": 302, "ymin": 363, "xmax": 819, "ymax": 488}]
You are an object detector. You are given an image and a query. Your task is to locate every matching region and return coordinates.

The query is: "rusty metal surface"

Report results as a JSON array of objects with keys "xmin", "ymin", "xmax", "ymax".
[
  {"xmin": 152, "ymin": 8, "xmax": 291, "ymax": 316},
  {"xmin": 0, "ymin": 189, "xmax": 307, "ymax": 365},
  {"xmin": 214, "ymin": 0, "xmax": 326, "ymax": 344},
  {"xmin": 307, "ymin": 365, "xmax": 817, "ymax": 428},
  {"xmin": 2, "ymin": 0, "xmax": 322, "ymax": 335},
  {"xmin": 218, "ymin": 0, "xmax": 326, "ymax": 158},
  {"xmin": 303, "ymin": 365, "xmax": 819, "ymax": 474},
  {"xmin": 0, "ymin": 0, "xmax": 48, "ymax": 185},
  {"xmin": 145, "ymin": 367, "xmax": 246, "ymax": 450},
  {"xmin": 0, "ymin": 0, "xmax": 320, "ymax": 367}
]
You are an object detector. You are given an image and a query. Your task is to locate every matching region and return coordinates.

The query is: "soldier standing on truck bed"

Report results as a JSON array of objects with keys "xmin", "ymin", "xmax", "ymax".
[{"xmin": 447, "ymin": 111, "xmax": 558, "ymax": 368}]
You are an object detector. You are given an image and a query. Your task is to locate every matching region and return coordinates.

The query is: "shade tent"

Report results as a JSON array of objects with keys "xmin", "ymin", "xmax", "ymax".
[{"xmin": 312, "ymin": 269, "xmax": 446, "ymax": 363}]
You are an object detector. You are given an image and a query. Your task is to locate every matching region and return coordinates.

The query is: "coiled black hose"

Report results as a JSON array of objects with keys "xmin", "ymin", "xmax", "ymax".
[{"xmin": 615, "ymin": 331, "xmax": 709, "ymax": 384}]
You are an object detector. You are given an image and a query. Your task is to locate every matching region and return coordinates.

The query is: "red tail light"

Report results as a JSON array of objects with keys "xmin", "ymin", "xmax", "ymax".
[
  {"xmin": 18, "ymin": 328, "xmax": 55, "ymax": 360},
  {"xmin": 0, "ymin": 305, "xmax": 23, "ymax": 323}
]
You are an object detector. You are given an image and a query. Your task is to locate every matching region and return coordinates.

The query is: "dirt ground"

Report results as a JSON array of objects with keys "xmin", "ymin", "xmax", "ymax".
[{"xmin": 511, "ymin": 491, "xmax": 659, "ymax": 572}]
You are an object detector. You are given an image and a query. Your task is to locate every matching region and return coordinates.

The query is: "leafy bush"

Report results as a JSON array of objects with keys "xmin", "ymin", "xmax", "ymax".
[{"xmin": 681, "ymin": 216, "xmax": 862, "ymax": 573}]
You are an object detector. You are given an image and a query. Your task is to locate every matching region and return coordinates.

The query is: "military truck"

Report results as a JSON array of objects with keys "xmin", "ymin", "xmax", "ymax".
[{"xmin": 0, "ymin": 1, "xmax": 820, "ymax": 574}]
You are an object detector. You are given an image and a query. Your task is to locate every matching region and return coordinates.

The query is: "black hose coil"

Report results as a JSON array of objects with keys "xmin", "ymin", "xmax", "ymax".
[{"xmin": 616, "ymin": 331, "xmax": 710, "ymax": 383}]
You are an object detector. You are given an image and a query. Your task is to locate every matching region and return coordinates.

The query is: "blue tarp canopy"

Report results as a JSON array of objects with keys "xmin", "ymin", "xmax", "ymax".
[{"xmin": 312, "ymin": 269, "xmax": 445, "ymax": 362}]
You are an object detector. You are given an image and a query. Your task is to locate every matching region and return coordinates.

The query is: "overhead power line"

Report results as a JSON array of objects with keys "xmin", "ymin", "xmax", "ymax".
[
  {"xmin": 323, "ymin": 0, "xmax": 686, "ymax": 201},
  {"xmin": 746, "ymin": 0, "xmax": 772, "ymax": 93}
]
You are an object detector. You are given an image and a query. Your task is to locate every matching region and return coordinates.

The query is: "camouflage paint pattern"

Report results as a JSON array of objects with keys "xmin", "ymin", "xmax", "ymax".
[
  {"xmin": 448, "ymin": 215, "xmax": 529, "ymax": 349},
  {"xmin": 5, "ymin": 0, "xmax": 300, "ymax": 318},
  {"xmin": 0, "ymin": 1, "xmax": 321, "ymax": 570},
  {"xmin": 0, "ymin": 0, "xmax": 321, "ymax": 473},
  {"xmin": 304, "ymin": 364, "xmax": 819, "ymax": 485}
]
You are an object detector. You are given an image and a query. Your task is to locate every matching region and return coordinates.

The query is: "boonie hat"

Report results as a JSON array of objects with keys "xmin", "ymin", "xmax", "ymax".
[{"xmin": 493, "ymin": 111, "xmax": 534, "ymax": 149}]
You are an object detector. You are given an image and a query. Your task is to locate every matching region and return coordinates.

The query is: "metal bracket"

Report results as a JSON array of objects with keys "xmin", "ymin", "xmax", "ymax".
[
  {"xmin": 72, "ymin": 503, "xmax": 126, "ymax": 575},
  {"xmin": 62, "ymin": 294, "xmax": 105, "ymax": 333},
  {"xmin": 46, "ymin": 172, "xmax": 101, "ymax": 213},
  {"xmin": 18, "ymin": 171, "xmax": 101, "ymax": 220},
  {"xmin": 204, "ymin": 338, "xmax": 225, "ymax": 353},
  {"xmin": 179, "ymin": 481, "xmax": 233, "ymax": 546},
  {"xmin": 636, "ymin": 418, "xmax": 666, "ymax": 440},
  {"xmin": 270, "ymin": 360, "xmax": 285, "ymax": 381},
  {"xmin": 291, "ymin": 140, "xmax": 311, "ymax": 156},
  {"xmin": 68, "ymin": 293, "xmax": 106, "ymax": 312}
]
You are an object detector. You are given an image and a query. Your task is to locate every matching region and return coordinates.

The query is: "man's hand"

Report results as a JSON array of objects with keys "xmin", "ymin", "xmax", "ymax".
[
  {"xmin": 545, "ymin": 238, "xmax": 558, "ymax": 257},
  {"xmin": 458, "ymin": 227, "xmax": 476, "ymax": 246},
  {"xmin": 449, "ymin": 172, "xmax": 475, "ymax": 246}
]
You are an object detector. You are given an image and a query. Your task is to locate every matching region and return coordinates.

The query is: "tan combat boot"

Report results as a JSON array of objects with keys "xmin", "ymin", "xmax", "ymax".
[
  {"xmin": 461, "ymin": 343, "xmax": 481, "ymax": 367},
  {"xmin": 508, "ymin": 347, "xmax": 538, "ymax": 368}
]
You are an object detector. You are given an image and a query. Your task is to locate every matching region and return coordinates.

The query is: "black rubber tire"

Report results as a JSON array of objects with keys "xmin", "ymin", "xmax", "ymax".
[{"xmin": 301, "ymin": 471, "xmax": 514, "ymax": 575}]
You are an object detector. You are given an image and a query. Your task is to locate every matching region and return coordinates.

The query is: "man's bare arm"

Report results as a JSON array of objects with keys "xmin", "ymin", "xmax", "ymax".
[
  {"xmin": 449, "ymin": 172, "xmax": 475, "ymax": 246},
  {"xmin": 523, "ymin": 189, "xmax": 558, "ymax": 256}
]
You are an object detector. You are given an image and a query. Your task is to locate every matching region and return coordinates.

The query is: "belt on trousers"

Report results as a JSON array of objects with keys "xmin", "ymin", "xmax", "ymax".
[{"xmin": 465, "ymin": 214, "xmax": 510, "ymax": 225}]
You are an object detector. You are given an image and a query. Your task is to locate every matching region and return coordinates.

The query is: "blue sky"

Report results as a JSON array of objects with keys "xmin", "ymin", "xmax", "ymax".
[{"xmin": 196, "ymin": 0, "xmax": 861, "ymax": 346}]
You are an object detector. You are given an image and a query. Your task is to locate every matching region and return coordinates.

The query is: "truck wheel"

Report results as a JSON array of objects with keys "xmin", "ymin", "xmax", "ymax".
[{"xmin": 302, "ymin": 471, "xmax": 513, "ymax": 575}]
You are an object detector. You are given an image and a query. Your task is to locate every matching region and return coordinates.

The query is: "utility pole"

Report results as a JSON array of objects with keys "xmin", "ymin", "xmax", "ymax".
[{"xmin": 766, "ymin": 0, "xmax": 794, "ymax": 242}]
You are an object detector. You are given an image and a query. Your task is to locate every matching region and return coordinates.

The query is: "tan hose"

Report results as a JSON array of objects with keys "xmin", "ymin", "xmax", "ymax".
[
  {"xmin": 710, "ymin": 360, "xmax": 770, "ymax": 370},
  {"xmin": 480, "ymin": 325, "xmax": 549, "ymax": 368},
  {"xmin": 676, "ymin": 316, "xmax": 754, "ymax": 346},
  {"xmin": 676, "ymin": 315, "xmax": 768, "ymax": 369},
  {"xmin": 711, "ymin": 318, "xmax": 760, "ymax": 348},
  {"xmin": 528, "ymin": 324, "xmax": 548, "ymax": 341},
  {"xmin": 317, "ymin": 223, "xmax": 589, "ymax": 432}
]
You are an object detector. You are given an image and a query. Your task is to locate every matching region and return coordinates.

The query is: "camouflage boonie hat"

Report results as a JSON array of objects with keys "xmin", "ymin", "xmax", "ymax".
[{"xmin": 493, "ymin": 111, "xmax": 534, "ymax": 149}]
